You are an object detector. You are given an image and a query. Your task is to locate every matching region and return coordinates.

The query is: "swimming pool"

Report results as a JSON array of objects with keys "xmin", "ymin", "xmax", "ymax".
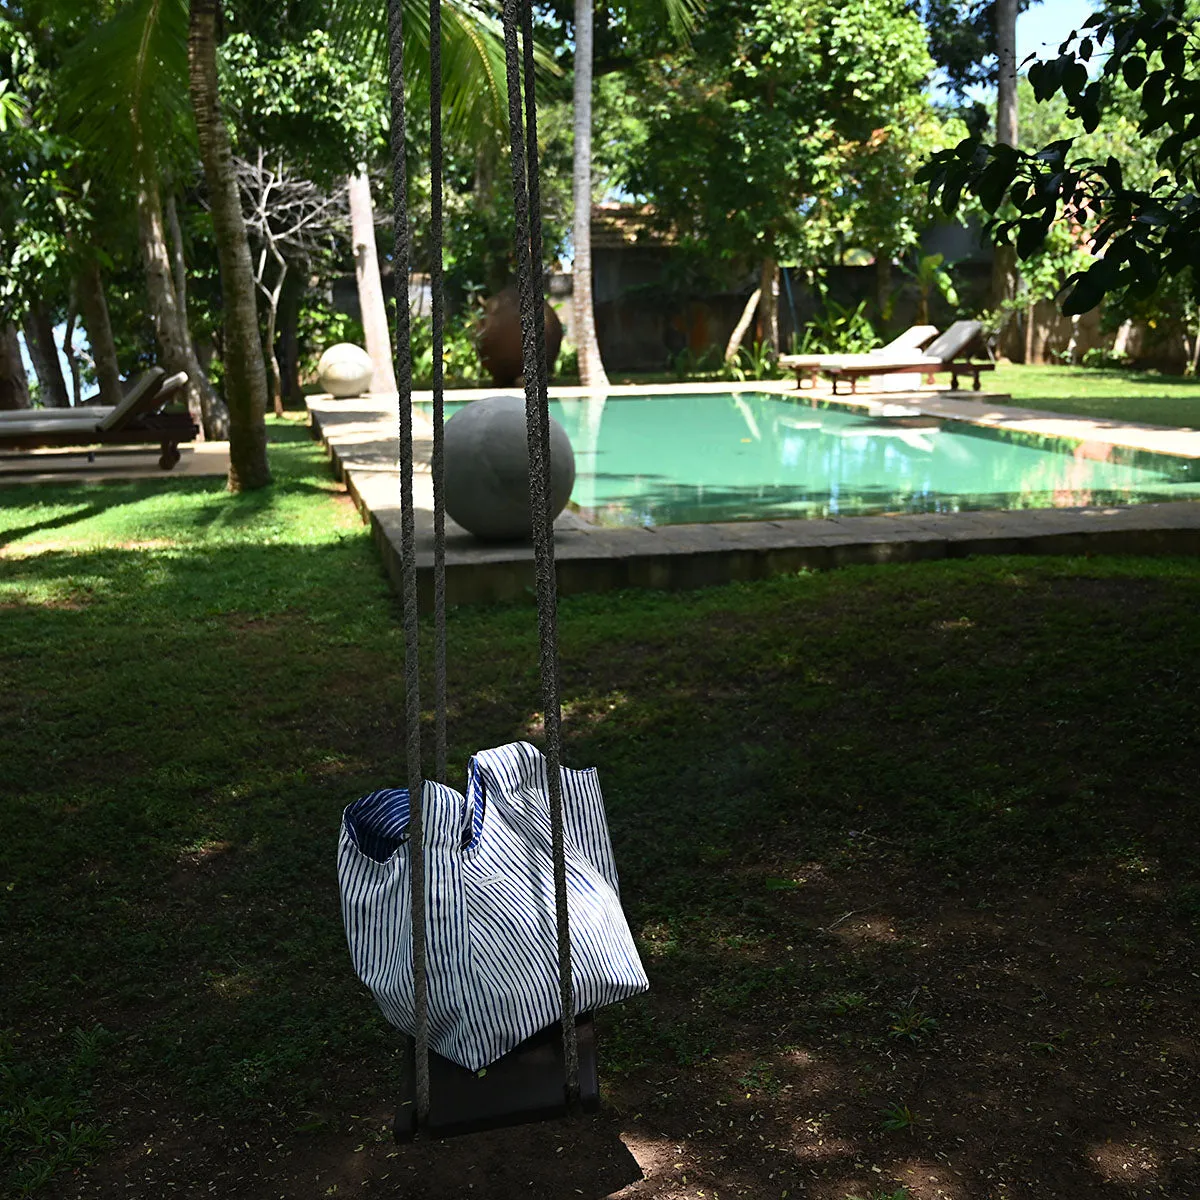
[{"xmin": 442, "ymin": 392, "xmax": 1200, "ymax": 528}]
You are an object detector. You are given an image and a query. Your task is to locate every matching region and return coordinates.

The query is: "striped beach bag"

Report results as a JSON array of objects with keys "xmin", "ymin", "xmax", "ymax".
[{"xmin": 338, "ymin": 741, "xmax": 649, "ymax": 1071}]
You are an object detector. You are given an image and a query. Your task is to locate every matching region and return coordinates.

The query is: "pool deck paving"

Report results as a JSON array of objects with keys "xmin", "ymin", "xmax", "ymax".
[
  {"xmin": 308, "ymin": 382, "xmax": 1200, "ymax": 608},
  {"xmin": 0, "ymin": 440, "xmax": 231, "ymax": 485}
]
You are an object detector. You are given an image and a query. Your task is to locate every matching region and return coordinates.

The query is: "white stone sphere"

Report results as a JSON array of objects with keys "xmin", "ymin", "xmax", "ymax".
[
  {"xmin": 444, "ymin": 395, "xmax": 576, "ymax": 541},
  {"xmin": 317, "ymin": 343, "xmax": 374, "ymax": 397}
]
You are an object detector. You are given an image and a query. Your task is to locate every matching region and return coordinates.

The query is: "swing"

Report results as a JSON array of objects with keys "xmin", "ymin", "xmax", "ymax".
[{"xmin": 377, "ymin": 0, "xmax": 607, "ymax": 1139}]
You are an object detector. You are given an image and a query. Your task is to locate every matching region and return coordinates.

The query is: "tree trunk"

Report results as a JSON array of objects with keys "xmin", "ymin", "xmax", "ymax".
[
  {"xmin": 138, "ymin": 173, "xmax": 207, "ymax": 438},
  {"xmin": 995, "ymin": 0, "xmax": 1019, "ymax": 149},
  {"xmin": 263, "ymin": 254, "xmax": 286, "ymax": 417},
  {"xmin": 0, "ymin": 323, "xmax": 31, "ymax": 410},
  {"xmin": 348, "ymin": 170, "xmax": 397, "ymax": 394},
  {"xmin": 572, "ymin": 0, "xmax": 609, "ymax": 390},
  {"xmin": 1112, "ymin": 318, "xmax": 1134, "ymax": 360},
  {"xmin": 725, "ymin": 288, "xmax": 762, "ymax": 362},
  {"xmin": 1024, "ymin": 298, "xmax": 1035, "ymax": 364},
  {"xmin": 63, "ymin": 304, "xmax": 82, "ymax": 405},
  {"xmin": 1065, "ymin": 312, "xmax": 1082, "ymax": 365},
  {"xmin": 164, "ymin": 191, "xmax": 189, "ymax": 318},
  {"xmin": 758, "ymin": 258, "xmax": 779, "ymax": 355},
  {"xmin": 75, "ymin": 256, "xmax": 122, "ymax": 406},
  {"xmin": 278, "ymin": 266, "xmax": 303, "ymax": 404},
  {"xmin": 22, "ymin": 303, "xmax": 69, "ymax": 406},
  {"xmin": 188, "ymin": 0, "xmax": 271, "ymax": 490},
  {"xmin": 875, "ymin": 254, "xmax": 893, "ymax": 323},
  {"xmin": 992, "ymin": 0, "xmax": 1020, "ymax": 315},
  {"xmin": 164, "ymin": 187, "xmax": 229, "ymax": 439}
]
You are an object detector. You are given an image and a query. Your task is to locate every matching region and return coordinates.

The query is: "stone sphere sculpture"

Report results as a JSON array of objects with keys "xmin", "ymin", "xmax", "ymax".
[
  {"xmin": 477, "ymin": 288, "xmax": 563, "ymax": 386},
  {"xmin": 317, "ymin": 343, "xmax": 374, "ymax": 397},
  {"xmin": 444, "ymin": 395, "xmax": 576, "ymax": 541}
]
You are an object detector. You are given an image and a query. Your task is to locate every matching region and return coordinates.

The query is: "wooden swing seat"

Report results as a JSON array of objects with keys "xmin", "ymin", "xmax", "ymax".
[{"xmin": 394, "ymin": 1016, "xmax": 599, "ymax": 1140}]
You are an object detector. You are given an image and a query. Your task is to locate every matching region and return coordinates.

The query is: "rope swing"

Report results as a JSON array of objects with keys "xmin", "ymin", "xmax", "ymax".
[{"xmin": 380, "ymin": 0, "xmax": 582, "ymax": 1133}]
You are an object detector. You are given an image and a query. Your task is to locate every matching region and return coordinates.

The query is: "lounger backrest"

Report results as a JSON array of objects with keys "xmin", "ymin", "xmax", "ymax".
[
  {"xmin": 96, "ymin": 370, "xmax": 187, "ymax": 432},
  {"xmin": 877, "ymin": 324, "xmax": 940, "ymax": 355},
  {"xmin": 923, "ymin": 320, "xmax": 983, "ymax": 363}
]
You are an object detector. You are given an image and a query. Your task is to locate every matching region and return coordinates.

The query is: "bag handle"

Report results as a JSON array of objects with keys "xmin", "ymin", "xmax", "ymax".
[{"xmin": 462, "ymin": 755, "xmax": 486, "ymax": 851}]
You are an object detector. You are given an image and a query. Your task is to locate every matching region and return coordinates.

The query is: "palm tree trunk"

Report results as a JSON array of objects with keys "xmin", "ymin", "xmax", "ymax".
[
  {"xmin": 992, "ymin": 0, "xmax": 1019, "ymax": 318},
  {"xmin": 572, "ymin": 0, "xmax": 609, "ymax": 391},
  {"xmin": 349, "ymin": 170, "xmax": 397, "ymax": 394},
  {"xmin": 163, "ymin": 188, "xmax": 229, "ymax": 438},
  {"xmin": 75, "ymin": 256, "xmax": 123, "ymax": 406},
  {"xmin": 0, "ymin": 322, "xmax": 30, "ymax": 410},
  {"xmin": 188, "ymin": 0, "xmax": 271, "ymax": 490},
  {"xmin": 22, "ymin": 303, "xmax": 70, "ymax": 407}
]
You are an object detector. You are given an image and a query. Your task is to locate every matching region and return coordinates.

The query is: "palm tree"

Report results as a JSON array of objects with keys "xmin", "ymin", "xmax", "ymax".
[
  {"xmin": 188, "ymin": 0, "xmax": 272, "ymax": 487},
  {"xmin": 571, "ymin": 0, "xmax": 698, "ymax": 390},
  {"xmin": 63, "ymin": 0, "xmax": 513, "ymax": 490}
]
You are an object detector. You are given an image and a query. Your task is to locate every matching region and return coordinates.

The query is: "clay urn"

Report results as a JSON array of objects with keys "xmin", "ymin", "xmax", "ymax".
[{"xmin": 477, "ymin": 286, "xmax": 563, "ymax": 386}]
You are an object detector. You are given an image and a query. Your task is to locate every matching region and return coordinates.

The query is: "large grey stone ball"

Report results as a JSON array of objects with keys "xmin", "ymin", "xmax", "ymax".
[
  {"xmin": 444, "ymin": 395, "xmax": 576, "ymax": 541},
  {"xmin": 317, "ymin": 343, "xmax": 374, "ymax": 397}
]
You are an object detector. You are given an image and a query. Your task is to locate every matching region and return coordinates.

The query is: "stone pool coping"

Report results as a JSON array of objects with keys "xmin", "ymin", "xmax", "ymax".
[{"xmin": 308, "ymin": 386, "xmax": 1200, "ymax": 608}]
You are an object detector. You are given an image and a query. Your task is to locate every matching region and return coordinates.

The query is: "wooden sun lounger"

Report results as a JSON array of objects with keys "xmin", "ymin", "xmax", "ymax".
[
  {"xmin": 0, "ymin": 368, "xmax": 167, "ymax": 423},
  {"xmin": 780, "ymin": 324, "xmax": 939, "ymax": 389},
  {"xmin": 822, "ymin": 359, "xmax": 995, "ymax": 395},
  {"xmin": 0, "ymin": 371, "xmax": 196, "ymax": 469},
  {"xmin": 820, "ymin": 320, "xmax": 993, "ymax": 396}
]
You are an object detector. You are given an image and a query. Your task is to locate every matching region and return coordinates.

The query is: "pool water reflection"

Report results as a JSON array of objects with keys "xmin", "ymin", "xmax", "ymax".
[{"xmin": 442, "ymin": 392, "xmax": 1200, "ymax": 528}]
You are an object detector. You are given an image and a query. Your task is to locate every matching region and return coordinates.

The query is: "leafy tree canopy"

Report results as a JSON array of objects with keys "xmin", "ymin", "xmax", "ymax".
[
  {"xmin": 616, "ymin": 0, "xmax": 943, "ymax": 273},
  {"xmin": 917, "ymin": 0, "xmax": 1200, "ymax": 315}
]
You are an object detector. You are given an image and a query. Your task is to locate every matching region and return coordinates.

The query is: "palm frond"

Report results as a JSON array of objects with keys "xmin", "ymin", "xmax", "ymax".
[
  {"xmin": 57, "ymin": 0, "xmax": 193, "ymax": 177},
  {"xmin": 332, "ymin": 0, "xmax": 559, "ymax": 141}
]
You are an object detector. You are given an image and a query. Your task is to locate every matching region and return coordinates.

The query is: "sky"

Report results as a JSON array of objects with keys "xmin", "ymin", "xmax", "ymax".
[{"xmin": 1018, "ymin": 0, "xmax": 1098, "ymax": 66}]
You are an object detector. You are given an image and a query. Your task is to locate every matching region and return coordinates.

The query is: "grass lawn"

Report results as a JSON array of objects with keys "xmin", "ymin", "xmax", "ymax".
[
  {"xmin": 2, "ymin": 417, "xmax": 1200, "ymax": 1200},
  {"xmin": 992, "ymin": 363, "xmax": 1200, "ymax": 428}
]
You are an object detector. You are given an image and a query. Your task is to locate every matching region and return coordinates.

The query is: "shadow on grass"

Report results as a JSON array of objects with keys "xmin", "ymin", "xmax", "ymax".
[{"xmin": 2, "ymin": 541, "xmax": 1200, "ymax": 1197}]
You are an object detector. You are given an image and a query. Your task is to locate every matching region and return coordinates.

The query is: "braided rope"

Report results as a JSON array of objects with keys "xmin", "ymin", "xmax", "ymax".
[
  {"xmin": 429, "ymin": 0, "xmax": 448, "ymax": 787},
  {"xmin": 384, "ymin": 0, "xmax": 431, "ymax": 1124},
  {"xmin": 501, "ymin": 0, "xmax": 579, "ymax": 1106}
]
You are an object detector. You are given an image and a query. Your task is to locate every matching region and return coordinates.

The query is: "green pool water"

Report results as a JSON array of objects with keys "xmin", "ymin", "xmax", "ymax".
[{"xmin": 439, "ymin": 392, "xmax": 1200, "ymax": 528}]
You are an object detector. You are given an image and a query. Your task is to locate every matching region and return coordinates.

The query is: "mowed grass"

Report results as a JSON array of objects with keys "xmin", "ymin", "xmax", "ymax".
[
  {"xmin": 993, "ymin": 362, "xmax": 1200, "ymax": 427},
  {"xmin": 1, "ymin": 408, "xmax": 1199, "ymax": 1196}
]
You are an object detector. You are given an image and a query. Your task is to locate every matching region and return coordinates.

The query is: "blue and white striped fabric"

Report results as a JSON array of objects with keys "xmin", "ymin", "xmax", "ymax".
[{"xmin": 338, "ymin": 741, "xmax": 649, "ymax": 1070}]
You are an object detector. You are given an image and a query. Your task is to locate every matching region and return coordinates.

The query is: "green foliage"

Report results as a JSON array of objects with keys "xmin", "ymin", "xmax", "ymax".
[
  {"xmin": 794, "ymin": 294, "xmax": 878, "ymax": 355},
  {"xmin": 723, "ymin": 339, "xmax": 786, "ymax": 382},
  {"xmin": 0, "ymin": 16, "xmax": 92, "ymax": 315},
  {"xmin": 220, "ymin": 29, "xmax": 385, "ymax": 182},
  {"xmin": 1, "ymin": 1027, "xmax": 113, "ymax": 1197},
  {"xmin": 410, "ymin": 306, "xmax": 482, "ymax": 387},
  {"xmin": 918, "ymin": 1, "xmax": 1200, "ymax": 316},
  {"xmin": 887, "ymin": 1007, "xmax": 937, "ymax": 1043},
  {"xmin": 822, "ymin": 990, "xmax": 869, "ymax": 1016},
  {"xmin": 880, "ymin": 1102, "xmax": 917, "ymax": 1132},
  {"xmin": 903, "ymin": 253, "xmax": 960, "ymax": 316},
  {"xmin": 297, "ymin": 303, "xmax": 364, "ymax": 382},
  {"xmin": 623, "ymin": 0, "xmax": 938, "ymax": 273}
]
